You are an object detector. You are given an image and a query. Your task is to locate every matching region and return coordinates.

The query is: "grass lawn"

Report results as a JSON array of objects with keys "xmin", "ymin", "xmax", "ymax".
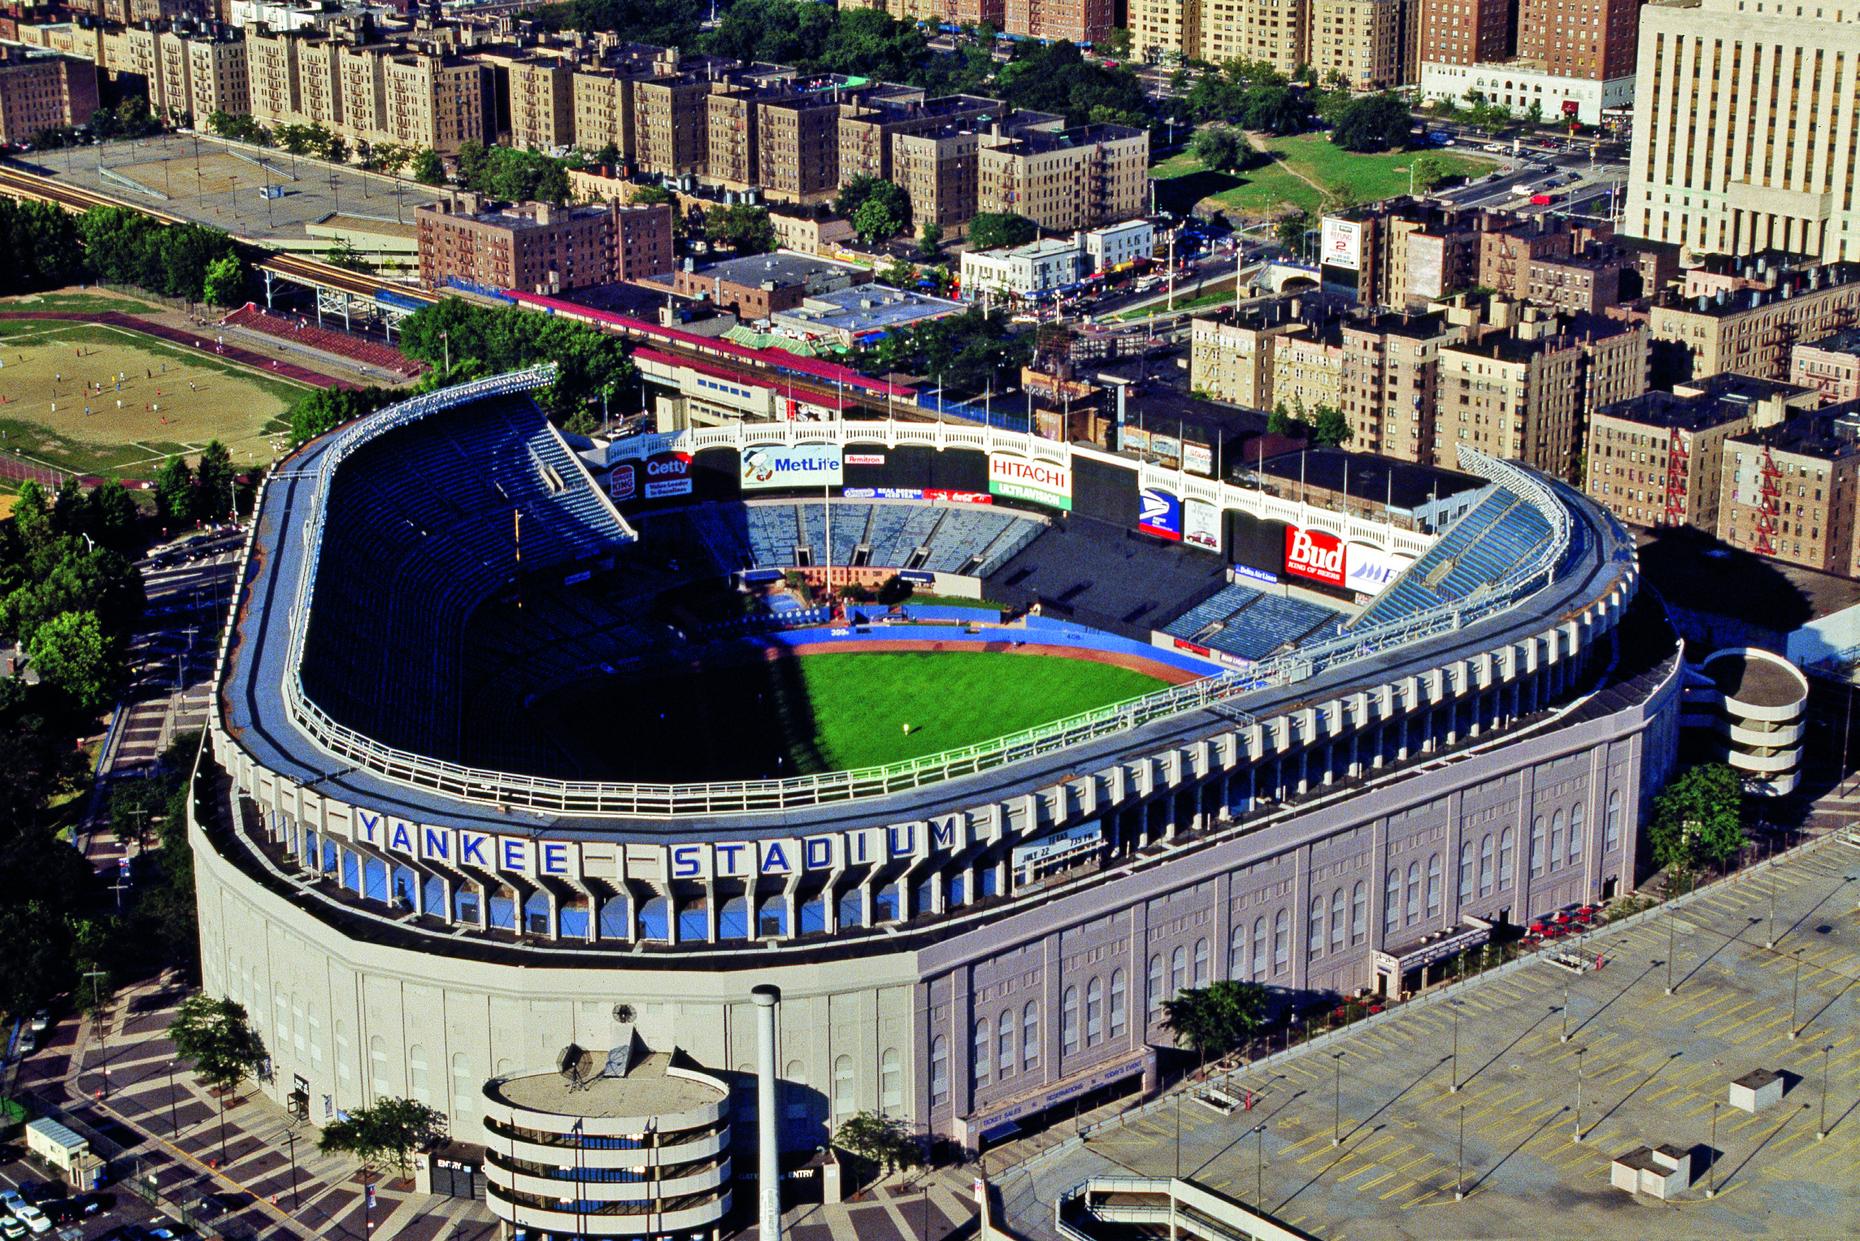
[
  {"xmin": 0, "ymin": 318, "xmax": 302, "ymax": 476},
  {"xmin": 555, "ymin": 649, "xmax": 1167, "ymax": 780},
  {"xmin": 0, "ymin": 290, "xmax": 161, "ymax": 317},
  {"xmin": 1153, "ymin": 133, "xmax": 1498, "ymax": 218}
]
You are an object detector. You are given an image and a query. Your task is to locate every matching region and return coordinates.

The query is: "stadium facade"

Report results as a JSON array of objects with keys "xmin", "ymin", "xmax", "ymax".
[{"xmin": 192, "ymin": 369, "xmax": 1680, "ymax": 1230}]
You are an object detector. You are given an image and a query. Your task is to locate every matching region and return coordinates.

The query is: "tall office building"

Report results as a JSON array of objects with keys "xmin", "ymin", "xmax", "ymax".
[{"xmin": 1626, "ymin": 0, "xmax": 1860, "ymax": 261}]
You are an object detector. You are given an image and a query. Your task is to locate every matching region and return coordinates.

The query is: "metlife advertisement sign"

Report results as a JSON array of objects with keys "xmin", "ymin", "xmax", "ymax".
[
  {"xmin": 740, "ymin": 443, "xmax": 843, "ymax": 490},
  {"xmin": 1138, "ymin": 487, "xmax": 1182, "ymax": 540},
  {"xmin": 987, "ymin": 453, "xmax": 1073, "ymax": 510}
]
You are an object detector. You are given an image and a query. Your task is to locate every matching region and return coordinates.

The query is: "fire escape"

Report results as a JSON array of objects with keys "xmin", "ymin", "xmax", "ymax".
[
  {"xmin": 1663, "ymin": 427, "xmax": 1689, "ymax": 525},
  {"xmin": 1753, "ymin": 445, "xmax": 1784, "ymax": 556}
]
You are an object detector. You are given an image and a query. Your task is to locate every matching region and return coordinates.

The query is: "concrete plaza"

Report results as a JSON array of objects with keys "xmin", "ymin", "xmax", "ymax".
[{"xmin": 998, "ymin": 837, "xmax": 1860, "ymax": 1239}]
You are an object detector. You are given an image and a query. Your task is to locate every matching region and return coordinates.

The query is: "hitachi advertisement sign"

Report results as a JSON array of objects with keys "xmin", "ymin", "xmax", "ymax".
[{"xmin": 988, "ymin": 453, "xmax": 1073, "ymax": 510}]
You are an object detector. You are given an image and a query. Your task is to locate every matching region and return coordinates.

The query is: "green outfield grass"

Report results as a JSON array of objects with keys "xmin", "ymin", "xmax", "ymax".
[
  {"xmin": 552, "ymin": 648, "xmax": 1171, "ymax": 781},
  {"xmin": 1153, "ymin": 133, "xmax": 1498, "ymax": 218}
]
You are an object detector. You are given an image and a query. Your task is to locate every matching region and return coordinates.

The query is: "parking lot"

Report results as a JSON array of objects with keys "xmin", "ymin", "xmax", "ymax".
[{"xmin": 1000, "ymin": 837, "xmax": 1860, "ymax": 1239}]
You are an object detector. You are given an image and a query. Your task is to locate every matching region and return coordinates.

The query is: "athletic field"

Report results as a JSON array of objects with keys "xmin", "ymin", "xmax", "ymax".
[
  {"xmin": 0, "ymin": 316, "xmax": 304, "ymax": 476},
  {"xmin": 554, "ymin": 649, "xmax": 1171, "ymax": 781}
]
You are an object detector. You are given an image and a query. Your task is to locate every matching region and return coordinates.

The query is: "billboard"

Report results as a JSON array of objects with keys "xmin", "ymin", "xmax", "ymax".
[
  {"xmin": 988, "ymin": 453, "xmax": 1073, "ymax": 510},
  {"xmin": 1344, "ymin": 542, "xmax": 1415, "ymax": 595},
  {"xmin": 1183, "ymin": 498, "xmax": 1221, "ymax": 553},
  {"xmin": 609, "ymin": 464, "xmax": 637, "ymax": 502},
  {"xmin": 1320, "ymin": 218, "xmax": 1362, "ymax": 271},
  {"xmin": 1138, "ymin": 487, "xmax": 1182, "ymax": 541},
  {"xmin": 640, "ymin": 451, "xmax": 694, "ymax": 499},
  {"xmin": 1284, "ymin": 524, "xmax": 1347, "ymax": 587},
  {"xmin": 741, "ymin": 444, "xmax": 843, "ymax": 490},
  {"xmin": 1233, "ymin": 563, "xmax": 1277, "ymax": 586}
]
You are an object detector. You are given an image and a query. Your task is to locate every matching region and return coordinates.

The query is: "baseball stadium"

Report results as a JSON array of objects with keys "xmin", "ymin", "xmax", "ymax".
[{"xmin": 192, "ymin": 366, "xmax": 1680, "ymax": 1237}]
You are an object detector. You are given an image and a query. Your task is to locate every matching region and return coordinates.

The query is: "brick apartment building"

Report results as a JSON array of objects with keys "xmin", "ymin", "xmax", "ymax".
[
  {"xmin": 0, "ymin": 50, "xmax": 98, "ymax": 144},
  {"xmin": 977, "ymin": 122, "xmax": 1147, "ymax": 234},
  {"xmin": 1791, "ymin": 331, "xmax": 1860, "ymax": 407},
  {"xmin": 1719, "ymin": 406, "xmax": 1860, "ymax": 577},
  {"xmin": 1648, "ymin": 264, "xmax": 1860, "ymax": 384},
  {"xmin": 415, "ymin": 194, "xmax": 672, "ymax": 294}
]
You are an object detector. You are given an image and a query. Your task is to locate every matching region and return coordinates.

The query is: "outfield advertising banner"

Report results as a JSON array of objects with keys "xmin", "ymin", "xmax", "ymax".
[
  {"xmin": 1138, "ymin": 487, "xmax": 1182, "ymax": 541},
  {"xmin": 1284, "ymin": 523, "xmax": 1347, "ymax": 587},
  {"xmin": 609, "ymin": 464, "xmax": 636, "ymax": 502},
  {"xmin": 1183, "ymin": 498, "xmax": 1221, "ymax": 553},
  {"xmin": 641, "ymin": 451, "xmax": 694, "ymax": 499},
  {"xmin": 1344, "ymin": 542, "xmax": 1414, "ymax": 595},
  {"xmin": 988, "ymin": 453, "xmax": 1073, "ymax": 510},
  {"xmin": 741, "ymin": 444, "xmax": 842, "ymax": 490}
]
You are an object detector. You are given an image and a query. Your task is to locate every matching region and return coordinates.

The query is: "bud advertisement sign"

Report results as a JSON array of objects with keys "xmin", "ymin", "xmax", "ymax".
[
  {"xmin": 741, "ymin": 444, "xmax": 843, "ymax": 490},
  {"xmin": 1284, "ymin": 524, "xmax": 1346, "ymax": 587},
  {"xmin": 1183, "ymin": 498, "xmax": 1221, "ymax": 552},
  {"xmin": 988, "ymin": 453, "xmax": 1073, "ymax": 510},
  {"xmin": 1138, "ymin": 487, "xmax": 1182, "ymax": 540}
]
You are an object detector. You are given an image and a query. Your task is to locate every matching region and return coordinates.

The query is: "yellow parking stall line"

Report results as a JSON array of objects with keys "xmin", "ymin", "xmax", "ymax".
[
  {"xmin": 1354, "ymin": 1170, "xmax": 1397, "ymax": 1193},
  {"xmin": 1728, "ymin": 1110, "xmax": 1774, "ymax": 1137},
  {"xmin": 1279, "ymin": 1131, "xmax": 1332, "ymax": 1156},
  {"xmin": 1466, "ymin": 1089, "xmax": 1524, "ymax": 1122},
  {"xmin": 1698, "ymin": 999, "xmax": 1765, "ymax": 1033},
  {"xmin": 1336, "ymin": 1158, "xmax": 1388, "ymax": 1185},
  {"xmin": 1400, "ymin": 1187, "xmax": 1443, "ymax": 1209}
]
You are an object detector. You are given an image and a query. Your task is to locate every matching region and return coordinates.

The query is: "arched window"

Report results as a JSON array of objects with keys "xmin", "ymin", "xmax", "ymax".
[
  {"xmin": 677, "ymin": 897, "xmax": 709, "ymax": 943},
  {"xmin": 1062, "ymin": 986, "xmax": 1080, "ymax": 1053},
  {"xmin": 1499, "ymin": 827, "xmax": 1515, "ymax": 887},
  {"xmin": 1272, "ymin": 908, "xmax": 1289, "ymax": 973},
  {"xmin": 307, "ymin": 1012, "xmax": 324, "ymax": 1072},
  {"xmin": 1229, "ymin": 922, "xmax": 1247, "ymax": 977},
  {"xmin": 1605, "ymin": 789, "xmax": 1622, "ymax": 852},
  {"xmin": 1458, "ymin": 843, "xmax": 1473, "ymax": 904},
  {"xmin": 1086, "ymin": 976, "xmax": 1104, "ymax": 1045},
  {"xmin": 1569, "ymin": 802, "xmax": 1585, "ymax": 864},
  {"xmin": 368, "ymin": 1035, "xmax": 389, "ymax": 1098},
  {"xmin": 1308, "ymin": 896, "xmax": 1325, "ymax": 958},
  {"xmin": 834, "ymin": 1055, "xmax": 855, "ymax": 1117},
  {"xmin": 1109, "ymin": 969, "xmax": 1127, "ymax": 1038},
  {"xmin": 450, "ymin": 1053, "xmax": 474, "ymax": 1115},
  {"xmin": 1384, "ymin": 867, "xmax": 1401, "ymax": 934},
  {"xmin": 1426, "ymin": 853, "xmax": 1442, "ymax": 918},
  {"xmin": 1147, "ymin": 954, "xmax": 1164, "ymax": 1016},
  {"xmin": 1350, "ymin": 882, "xmax": 1367, "ymax": 945},
  {"xmin": 1405, "ymin": 861, "xmax": 1421, "ymax": 925},
  {"xmin": 998, "ymin": 1010, "xmax": 1014, "ymax": 1079},
  {"xmin": 1023, "ymin": 1003, "xmax": 1040, "ymax": 1069},
  {"xmin": 1549, "ymin": 811, "xmax": 1565, "ymax": 870},
  {"xmin": 1479, "ymin": 833, "xmax": 1494, "ymax": 896},
  {"xmin": 784, "ymin": 1060, "xmax": 809, "ymax": 1122},
  {"xmin": 929, "ymin": 1037, "xmax": 949, "ymax": 1106},
  {"xmin": 719, "ymin": 895, "xmax": 750, "ymax": 940},
  {"xmin": 1330, "ymin": 888, "xmax": 1346, "ymax": 952},
  {"xmin": 640, "ymin": 895, "xmax": 671, "ymax": 941},
  {"xmin": 407, "ymin": 1044, "xmax": 430, "ymax": 1105},
  {"xmin": 881, "ymin": 1048, "xmax": 903, "ymax": 1113},
  {"xmin": 1193, "ymin": 937, "xmax": 1210, "ymax": 986},
  {"xmin": 1171, "ymin": 945, "xmax": 1188, "ymax": 994},
  {"xmin": 1529, "ymin": 816, "xmax": 1546, "ymax": 877},
  {"xmin": 973, "ymin": 1019, "xmax": 992, "ymax": 1084},
  {"xmin": 335, "ymin": 1021, "xmax": 352, "ymax": 1090},
  {"xmin": 838, "ymin": 888, "xmax": 865, "ymax": 929},
  {"xmin": 1252, "ymin": 916, "xmax": 1268, "ymax": 976}
]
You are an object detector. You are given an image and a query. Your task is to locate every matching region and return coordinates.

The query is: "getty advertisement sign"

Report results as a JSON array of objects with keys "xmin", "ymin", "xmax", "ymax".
[
  {"xmin": 610, "ymin": 451, "xmax": 693, "ymax": 502},
  {"xmin": 741, "ymin": 443, "xmax": 843, "ymax": 490}
]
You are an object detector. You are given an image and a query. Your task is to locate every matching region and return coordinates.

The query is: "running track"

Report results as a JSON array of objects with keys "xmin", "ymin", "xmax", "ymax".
[{"xmin": 0, "ymin": 310, "xmax": 354, "ymax": 391}]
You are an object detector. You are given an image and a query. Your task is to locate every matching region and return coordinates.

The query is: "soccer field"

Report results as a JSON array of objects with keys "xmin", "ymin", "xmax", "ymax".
[
  {"xmin": 0, "ymin": 317, "xmax": 305, "ymax": 476},
  {"xmin": 552, "ymin": 649, "xmax": 1171, "ymax": 781}
]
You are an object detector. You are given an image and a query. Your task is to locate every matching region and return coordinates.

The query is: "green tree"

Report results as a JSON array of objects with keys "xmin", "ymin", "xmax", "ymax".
[
  {"xmin": 833, "ymin": 1111, "xmax": 920, "ymax": 1174},
  {"xmin": 1161, "ymin": 980, "xmax": 1270, "ymax": 1059},
  {"xmin": 967, "ymin": 211, "xmax": 1039, "ymax": 251},
  {"xmin": 917, "ymin": 220, "xmax": 943, "ymax": 259},
  {"xmin": 409, "ymin": 148, "xmax": 446, "ymax": 186},
  {"xmin": 630, "ymin": 184, "xmax": 675, "ymax": 207},
  {"xmin": 287, "ymin": 386, "xmax": 397, "ymax": 446},
  {"xmin": 1190, "ymin": 123, "xmax": 1248, "ymax": 172},
  {"xmin": 1408, "ymin": 153, "xmax": 1450, "ymax": 195},
  {"xmin": 169, "ymin": 995, "xmax": 269, "ymax": 1095},
  {"xmin": 318, "ymin": 1097, "xmax": 448, "ymax": 1179},
  {"xmin": 108, "ymin": 777, "xmax": 167, "ymax": 850},
  {"xmin": 1329, "ymin": 92, "xmax": 1413, "ymax": 153},
  {"xmin": 1310, "ymin": 405, "xmax": 1352, "ymax": 447},
  {"xmin": 852, "ymin": 193, "xmax": 910, "ymax": 244},
  {"xmin": 10, "ymin": 480, "xmax": 52, "ymax": 550},
  {"xmin": 83, "ymin": 481, "xmax": 141, "ymax": 551},
  {"xmin": 1647, "ymin": 762, "xmax": 1745, "ymax": 879},
  {"xmin": 194, "ymin": 441, "xmax": 236, "ymax": 522},
  {"xmin": 708, "ymin": 203, "xmax": 776, "ymax": 255},
  {"xmin": 27, "ymin": 610, "xmax": 119, "ymax": 713},
  {"xmin": 153, "ymin": 456, "xmax": 195, "ymax": 526},
  {"xmin": 201, "ymin": 253, "xmax": 245, "ymax": 307}
]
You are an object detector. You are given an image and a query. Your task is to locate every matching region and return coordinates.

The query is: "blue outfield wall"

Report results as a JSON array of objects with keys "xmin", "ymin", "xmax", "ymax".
[{"xmin": 762, "ymin": 615, "xmax": 1225, "ymax": 678}]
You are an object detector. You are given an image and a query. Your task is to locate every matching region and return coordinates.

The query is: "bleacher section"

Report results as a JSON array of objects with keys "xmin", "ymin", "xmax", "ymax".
[
  {"xmin": 1161, "ymin": 583, "xmax": 1342, "ymax": 662},
  {"xmin": 300, "ymin": 394, "xmax": 626, "ymax": 756},
  {"xmin": 222, "ymin": 303, "xmax": 424, "ymax": 377},
  {"xmin": 1350, "ymin": 487, "xmax": 1554, "ymax": 630},
  {"xmin": 631, "ymin": 501, "xmax": 1046, "ymax": 577}
]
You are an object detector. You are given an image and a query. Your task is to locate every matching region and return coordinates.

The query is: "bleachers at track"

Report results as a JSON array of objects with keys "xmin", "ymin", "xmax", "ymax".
[
  {"xmin": 1350, "ymin": 486, "xmax": 1554, "ymax": 630},
  {"xmin": 1161, "ymin": 582, "xmax": 1341, "ymax": 662},
  {"xmin": 221, "ymin": 303, "xmax": 423, "ymax": 377},
  {"xmin": 634, "ymin": 501, "xmax": 1046, "ymax": 576},
  {"xmin": 300, "ymin": 394, "xmax": 626, "ymax": 755}
]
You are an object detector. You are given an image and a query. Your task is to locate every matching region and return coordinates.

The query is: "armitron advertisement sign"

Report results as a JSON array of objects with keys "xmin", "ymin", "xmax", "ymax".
[
  {"xmin": 988, "ymin": 453, "xmax": 1072, "ymax": 510},
  {"xmin": 741, "ymin": 444, "xmax": 843, "ymax": 490},
  {"xmin": 1284, "ymin": 524, "xmax": 1347, "ymax": 587},
  {"xmin": 1138, "ymin": 487, "xmax": 1182, "ymax": 540}
]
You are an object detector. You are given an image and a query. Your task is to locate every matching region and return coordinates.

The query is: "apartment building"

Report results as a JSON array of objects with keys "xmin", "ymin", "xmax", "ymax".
[
  {"xmin": 1002, "ymin": 0, "xmax": 1114, "ymax": 45},
  {"xmin": 757, "ymin": 92, "xmax": 844, "ymax": 203},
  {"xmin": 631, "ymin": 74, "xmax": 710, "ymax": 177},
  {"xmin": 1129, "ymin": 0, "xmax": 1200, "ymax": 61},
  {"xmin": 847, "ymin": 0, "xmax": 1006, "ymax": 29},
  {"xmin": 1199, "ymin": 0, "xmax": 1308, "ymax": 72},
  {"xmin": 1627, "ymin": 0, "xmax": 1860, "ymax": 262},
  {"xmin": 1434, "ymin": 308, "xmax": 1648, "ymax": 480},
  {"xmin": 415, "ymin": 193, "xmax": 672, "ymax": 293},
  {"xmin": 1337, "ymin": 310, "xmax": 1464, "ymax": 461},
  {"xmin": 95, "ymin": 26, "xmax": 250, "ymax": 123},
  {"xmin": 1514, "ymin": 0, "xmax": 1642, "ymax": 80},
  {"xmin": 502, "ymin": 54, "xmax": 575, "ymax": 151},
  {"xmin": 1791, "ymin": 331, "xmax": 1860, "ymax": 407},
  {"xmin": 978, "ymin": 123, "xmax": 1147, "ymax": 233},
  {"xmin": 838, "ymin": 93, "xmax": 996, "ymax": 186},
  {"xmin": 1648, "ymin": 264, "xmax": 1860, "ymax": 383},
  {"xmin": 243, "ymin": 26, "xmax": 490, "ymax": 154},
  {"xmin": 892, "ymin": 125, "xmax": 980, "ymax": 233},
  {"xmin": 1309, "ymin": 0, "xmax": 1407, "ymax": 90},
  {"xmin": 1189, "ymin": 299, "xmax": 1310, "ymax": 407},
  {"xmin": 959, "ymin": 236, "xmax": 1085, "ymax": 300},
  {"xmin": 1587, "ymin": 373, "xmax": 1812, "ymax": 530},
  {"xmin": 1719, "ymin": 406, "xmax": 1860, "ymax": 576},
  {"xmin": 0, "ymin": 50, "xmax": 99, "ymax": 144},
  {"xmin": 1417, "ymin": 0, "xmax": 1512, "ymax": 65}
]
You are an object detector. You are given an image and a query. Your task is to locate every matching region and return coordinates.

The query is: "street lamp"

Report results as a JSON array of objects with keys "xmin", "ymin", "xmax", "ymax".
[
  {"xmin": 285, "ymin": 1127, "xmax": 300, "ymax": 1210},
  {"xmin": 1819, "ymin": 1044, "xmax": 1833, "ymax": 1140},
  {"xmin": 1560, "ymin": 983, "xmax": 1572, "ymax": 1043},
  {"xmin": 168, "ymin": 1061, "xmax": 179, "ymax": 1136},
  {"xmin": 1449, "ymin": 1000, "xmax": 1462, "ymax": 1093},
  {"xmin": 1332, "ymin": 1051, "xmax": 1345, "ymax": 1146},
  {"xmin": 1664, "ymin": 905, "xmax": 1677, "ymax": 995},
  {"xmin": 1454, "ymin": 1103, "xmax": 1466, "ymax": 1201},
  {"xmin": 1789, "ymin": 950, "xmax": 1803, "ymax": 1039},
  {"xmin": 1253, "ymin": 1122, "xmax": 1267, "ymax": 1208},
  {"xmin": 1174, "ymin": 1090, "xmax": 1183, "ymax": 1178},
  {"xmin": 1572, "ymin": 1047, "xmax": 1587, "ymax": 1142}
]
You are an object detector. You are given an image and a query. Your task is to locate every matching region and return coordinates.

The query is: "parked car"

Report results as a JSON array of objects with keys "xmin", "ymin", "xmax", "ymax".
[
  {"xmin": 25, "ymin": 1012, "xmax": 48, "ymax": 1034},
  {"xmin": 9, "ymin": 1205, "xmax": 48, "ymax": 1236}
]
